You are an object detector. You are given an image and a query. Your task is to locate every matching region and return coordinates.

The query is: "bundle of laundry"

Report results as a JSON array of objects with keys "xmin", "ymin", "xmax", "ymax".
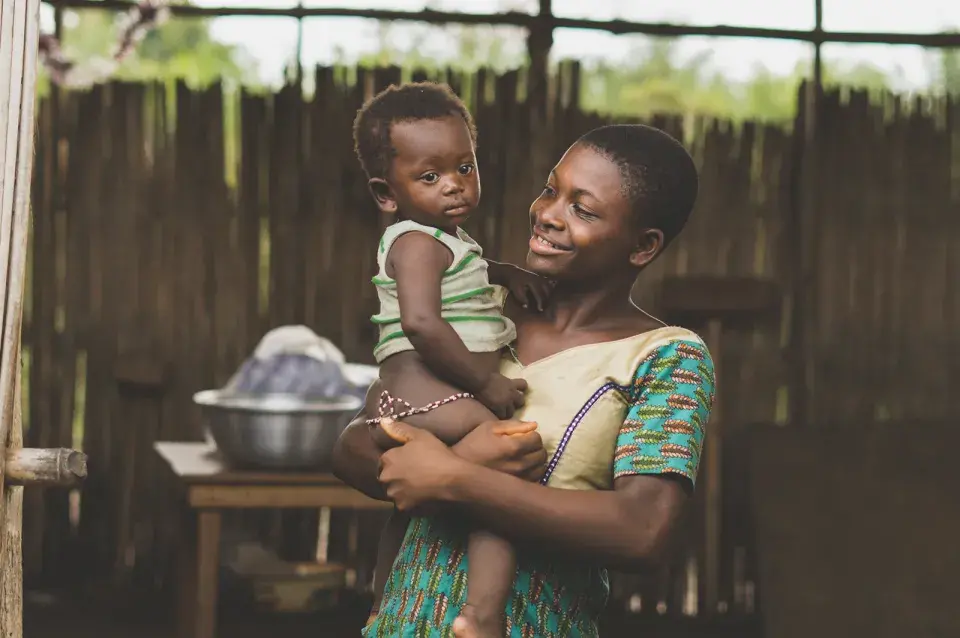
[{"xmin": 223, "ymin": 325, "xmax": 377, "ymax": 400}]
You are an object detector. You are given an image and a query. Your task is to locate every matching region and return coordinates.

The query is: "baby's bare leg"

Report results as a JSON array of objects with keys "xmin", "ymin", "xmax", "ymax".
[
  {"xmin": 460, "ymin": 530, "xmax": 516, "ymax": 636},
  {"xmin": 373, "ymin": 351, "xmax": 518, "ymax": 631},
  {"xmin": 368, "ymin": 389, "xmax": 495, "ymax": 618},
  {"xmin": 396, "ymin": 400, "xmax": 518, "ymax": 636}
]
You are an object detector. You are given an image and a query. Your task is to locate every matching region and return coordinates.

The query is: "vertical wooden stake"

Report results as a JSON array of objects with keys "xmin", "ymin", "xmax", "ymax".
[
  {"xmin": 703, "ymin": 319, "xmax": 723, "ymax": 614},
  {"xmin": 1, "ymin": 358, "xmax": 24, "ymax": 635},
  {"xmin": 0, "ymin": 1, "xmax": 42, "ymax": 635}
]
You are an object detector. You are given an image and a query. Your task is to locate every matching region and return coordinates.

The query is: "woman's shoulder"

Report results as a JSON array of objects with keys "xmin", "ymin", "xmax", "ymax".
[
  {"xmin": 630, "ymin": 326, "xmax": 712, "ymax": 370},
  {"xmin": 606, "ymin": 325, "xmax": 708, "ymax": 380},
  {"xmin": 632, "ymin": 325, "xmax": 705, "ymax": 350}
]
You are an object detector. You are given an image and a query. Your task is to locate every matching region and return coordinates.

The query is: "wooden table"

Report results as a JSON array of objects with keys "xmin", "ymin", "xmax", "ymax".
[{"xmin": 155, "ymin": 442, "xmax": 390, "ymax": 638}]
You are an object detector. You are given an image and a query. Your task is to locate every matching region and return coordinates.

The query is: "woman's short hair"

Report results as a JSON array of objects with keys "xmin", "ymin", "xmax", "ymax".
[{"xmin": 578, "ymin": 124, "xmax": 699, "ymax": 247}]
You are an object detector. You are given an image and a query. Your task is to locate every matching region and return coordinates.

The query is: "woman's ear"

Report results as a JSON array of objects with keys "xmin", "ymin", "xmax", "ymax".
[
  {"xmin": 368, "ymin": 178, "xmax": 398, "ymax": 214},
  {"xmin": 630, "ymin": 228, "xmax": 664, "ymax": 268}
]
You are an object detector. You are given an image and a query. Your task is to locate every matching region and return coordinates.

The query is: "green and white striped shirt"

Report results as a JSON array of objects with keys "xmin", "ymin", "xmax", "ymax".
[{"xmin": 371, "ymin": 220, "xmax": 516, "ymax": 363}]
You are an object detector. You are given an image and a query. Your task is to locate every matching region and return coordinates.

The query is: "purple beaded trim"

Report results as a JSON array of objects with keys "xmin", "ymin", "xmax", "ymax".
[{"xmin": 540, "ymin": 382, "xmax": 631, "ymax": 485}]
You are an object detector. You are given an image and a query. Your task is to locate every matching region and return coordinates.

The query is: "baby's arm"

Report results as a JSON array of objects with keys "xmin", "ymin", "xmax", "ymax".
[
  {"xmin": 388, "ymin": 232, "xmax": 524, "ymax": 419},
  {"xmin": 390, "ymin": 232, "xmax": 492, "ymax": 390}
]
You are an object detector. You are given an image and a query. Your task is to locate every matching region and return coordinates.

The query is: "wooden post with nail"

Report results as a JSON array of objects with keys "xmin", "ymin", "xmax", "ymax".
[{"xmin": 0, "ymin": 1, "xmax": 87, "ymax": 635}]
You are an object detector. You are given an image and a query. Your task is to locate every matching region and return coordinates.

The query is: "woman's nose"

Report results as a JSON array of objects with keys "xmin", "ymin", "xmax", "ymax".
[{"xmin": 535, "ymin": 199, "xmax": 566, "ymax": 229}]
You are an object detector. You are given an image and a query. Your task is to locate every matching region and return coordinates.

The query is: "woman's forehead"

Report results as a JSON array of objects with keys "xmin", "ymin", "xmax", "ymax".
[{"xmin": 553, "ymin": 143, "xmax": 624, "ymax": 204}]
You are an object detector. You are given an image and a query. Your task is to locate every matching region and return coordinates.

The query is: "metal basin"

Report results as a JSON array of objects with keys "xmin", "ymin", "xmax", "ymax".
[{"xmin": 193, "ymin": 390, "xmax": 363, "ymax": 471}]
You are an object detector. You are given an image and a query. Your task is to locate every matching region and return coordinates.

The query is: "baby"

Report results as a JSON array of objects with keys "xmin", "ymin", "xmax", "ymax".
[{"xmin": 354, "ymin": 82, "xmax": 551, "ymax": 636}]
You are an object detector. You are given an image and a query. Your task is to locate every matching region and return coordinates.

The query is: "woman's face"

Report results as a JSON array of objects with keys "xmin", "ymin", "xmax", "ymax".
[{"xmin": 526, "ymin": 143, "xmax": 655, "ymax": 282}]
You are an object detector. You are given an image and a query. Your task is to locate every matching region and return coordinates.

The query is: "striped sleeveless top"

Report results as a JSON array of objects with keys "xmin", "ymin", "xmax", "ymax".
[{"xmin": 371, "ymin": 220, "xmax": 516, "ymax": 363}]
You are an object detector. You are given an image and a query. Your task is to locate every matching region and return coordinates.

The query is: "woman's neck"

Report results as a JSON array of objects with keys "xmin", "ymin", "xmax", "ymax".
[{"xmin": 546, "ymin": 277, "xmax": 638, "ymax": 333}]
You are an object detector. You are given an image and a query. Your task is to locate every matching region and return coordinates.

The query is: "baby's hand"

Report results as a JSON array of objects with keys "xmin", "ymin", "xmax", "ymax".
[
  {"xmin": 477, "ymin": 373, "xmax": 527, "ymax": 419},
  {"xmin": 499, "ymin": 264, "xmax": 554, "ymax": 312}
]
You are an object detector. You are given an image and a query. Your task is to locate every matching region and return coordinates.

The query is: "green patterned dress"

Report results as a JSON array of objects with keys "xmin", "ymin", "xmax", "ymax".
[{"xmin": 364, "ymin": 336, "xmax": 714, "ymax": 637}]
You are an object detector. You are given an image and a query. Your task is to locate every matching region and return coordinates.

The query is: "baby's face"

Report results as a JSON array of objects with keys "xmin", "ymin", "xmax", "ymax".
[{"xmin": 386, "ymin": 115, "xmax": 481, "ymax": 232}]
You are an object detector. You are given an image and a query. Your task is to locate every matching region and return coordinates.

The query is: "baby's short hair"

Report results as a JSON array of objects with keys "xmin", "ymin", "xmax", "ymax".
[
  {"xmin": 352, "ymin": 82, "xmax": 477, "ymax": 180},
  {"xmin": 577, "ymin": 125, "xmax": 699, "ymax": 248}
]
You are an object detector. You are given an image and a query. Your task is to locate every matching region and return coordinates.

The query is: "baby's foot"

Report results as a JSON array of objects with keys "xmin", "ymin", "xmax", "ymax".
[{"xmin": 453, "ymin": 605, "xmax": 502, "ymax": 638}]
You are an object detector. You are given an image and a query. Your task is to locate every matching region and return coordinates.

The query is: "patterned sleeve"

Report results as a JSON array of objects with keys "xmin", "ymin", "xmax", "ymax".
[{"xmin": 613, "ymin": 340, "xmax": 715, "ymax": 487}]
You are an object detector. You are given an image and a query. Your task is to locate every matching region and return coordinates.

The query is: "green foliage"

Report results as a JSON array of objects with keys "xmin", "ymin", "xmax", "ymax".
[
  {"xmin": 348, "ymin": 20, "xmax": 914, "ymax": 123},
  {"xmin": 56, "ymin": 7, "xmax": 258, "ymax": 87},
  {"xmin": 347, "ymin": 19, "xmax": 525, "ymax": 73},
  {"xmin": 927, "ymin": 35, "xmax": 960, "ymax": 95},
  {"xmin": 54, "ymin": 2, "xmax": 960, "ymax": 121}
]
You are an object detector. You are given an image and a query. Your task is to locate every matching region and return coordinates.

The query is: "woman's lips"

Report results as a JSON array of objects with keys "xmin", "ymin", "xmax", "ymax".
[{"xmin": 529, "ymin": 233, "xmax": 571, "ymax": 256}]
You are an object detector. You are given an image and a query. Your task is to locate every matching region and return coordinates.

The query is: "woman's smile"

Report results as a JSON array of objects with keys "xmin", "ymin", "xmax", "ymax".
[{"xmin": 529, "ymin": 229, "xmax": 572, "ymax": 255}]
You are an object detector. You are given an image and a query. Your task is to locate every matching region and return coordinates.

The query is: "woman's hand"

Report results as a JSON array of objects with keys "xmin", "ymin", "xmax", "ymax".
[
  {"xmin": 453, "ymin": 420, "xmax": 546, "ymax": 481},
  {"xmin": 376, "ymin": 419, "xmax": 547, "ymax": 512},
  {"xmin": 377, "ymin": 419, "xmax": 471, "ymax": 512}
]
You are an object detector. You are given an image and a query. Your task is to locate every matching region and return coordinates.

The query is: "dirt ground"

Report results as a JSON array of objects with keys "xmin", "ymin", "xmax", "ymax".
[
  {"xmin": 23, "ymin": 590, "xmax": 370, "ymax": 638},
  {"xmin": 22, "ymin": 590, "xmax": 760, "ymax": 638}
]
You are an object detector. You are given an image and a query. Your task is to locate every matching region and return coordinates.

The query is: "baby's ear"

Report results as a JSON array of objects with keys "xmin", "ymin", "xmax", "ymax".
[{"xmin": 368, "ymin": 178, "xmax": 398, "ymax": 214}]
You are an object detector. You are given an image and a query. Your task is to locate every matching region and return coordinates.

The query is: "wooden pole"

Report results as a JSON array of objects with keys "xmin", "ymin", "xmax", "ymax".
[
  {"xmin": 0, "ymin": 354, "xmax": 24, "ymax": 634},
  {"xmin": 0, "ymin": 0, "xmax": 42, "ymax": 634},
  {"xmin": 786, "ymin": 80, "xmax": 820, "ymax": 428},
  {"xmin": 703, "ymin": 319, "xmax": 723, "ymax": 614},
  {"xmin": 294, "ymin": 0, "xmax": 304, "ymax": 85},
  {"xmin": 40, "ymin": 0, "xmax": 960, "ymax": 49},
  {"xmin": 526, "ymin": 0, "xmax": 553, "ymax": 116},
  {"xmin": 813, "ymin": 0, "xmax": 824, "ymax": 92},
  {"xmin": 4, "ymin": 448, "xmax": 88, "ymax": 488}
]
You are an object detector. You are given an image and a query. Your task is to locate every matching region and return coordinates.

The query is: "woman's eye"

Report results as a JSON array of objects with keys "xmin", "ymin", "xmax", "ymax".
[
  {"xmin": 541, "ymin": 184, "xmax": 556, "ymax": 197},
  {"xmin": 421, "ymin": 172, "xmax": 440, "ymax": 183},
  {"xmin": 573, "ymin": 203, "xmax": 596, "ymax": 219},
  {"xmin": 459, "ymin": 164, "xmax": 475, "ymax": 175}
]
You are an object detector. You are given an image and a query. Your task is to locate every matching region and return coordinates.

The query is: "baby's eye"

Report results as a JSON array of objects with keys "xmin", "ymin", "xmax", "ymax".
[
  {"xmin": 458, "ymin": 164, "xmax": 475, "ymax": 175},
  {"xmin": 420, "ymin": 172, "xmax": 440, "ymax": 184}
]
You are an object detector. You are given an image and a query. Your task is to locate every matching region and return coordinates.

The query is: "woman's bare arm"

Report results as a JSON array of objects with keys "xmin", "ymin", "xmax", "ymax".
[
  {"xmin": 332, "ymin": 389, "xmax": 548, "ymax": 501},
  {"xmin": 331, "ymin": 383, "xmax": 389, "ymax": 501},
  {"xmin": 337, "ymin": 400, "xmax": 684, "ymax": 569},
  {"xmin": 446, "ymin": 467, "xmax": 688, "ymax": 570},
  {"xmin": 378, "ymin": 339, "xmax": 713, "ymax": 570},
  {"xmin": 376, "ymin": 424, "xmax": 689, "ymax": 571}
]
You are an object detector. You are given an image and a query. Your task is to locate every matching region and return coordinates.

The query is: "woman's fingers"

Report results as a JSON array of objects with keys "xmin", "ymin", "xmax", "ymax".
[
  {"xmin": 378, "ymin": 418, "xmax": 415, "ymax": 444},
  {"xmin": 491, "ymin": 420, "xmax": 537, "ymax": 436},
  {"xmin": 507, "ymin": 430, "xmax": 544, "ymax": 454},
  {"xmin": 521, "ymin": 449, "xmax": 548, "ymax": 482}
]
